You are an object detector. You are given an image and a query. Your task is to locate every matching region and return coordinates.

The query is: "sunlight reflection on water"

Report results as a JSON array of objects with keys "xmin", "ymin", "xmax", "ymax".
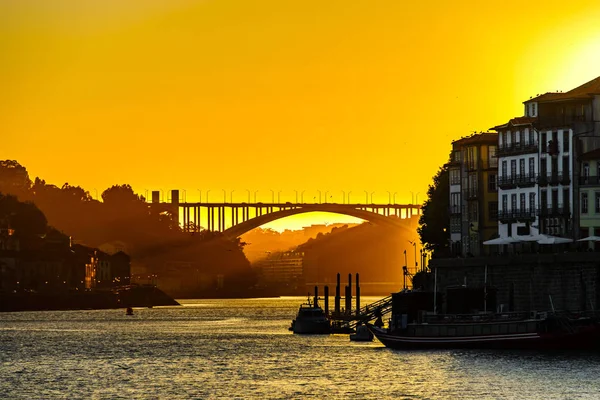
[{"xmin": 1, "ymin": 297, "xmax": 600, "ymax": 399}]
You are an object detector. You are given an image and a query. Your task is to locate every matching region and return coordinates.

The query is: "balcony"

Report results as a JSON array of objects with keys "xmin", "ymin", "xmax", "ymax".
[
  {"xmin": 538, "ymin": 204, "xmax": 570, "ymax": 217},
  {"xmin": 579, "ymin": 176, "xmax": 600, "ymax": 186},
  {"xmin": 537, "ymin": 173, "xmax": 561, "ymax": 186},
  {"xmin": 498, "ymin": 210, "xmax": 516, "ymax": 223},
  {"xmin": 516, "ymin": 174, "xmax": 536, "ymax": 188},
  {"xmin": 449, "ymin": 205, "xmax": 462, "ymax": 215},
  {"xmin": 498, "ymin": 176, "xmax": 517, "ymax": 190},
  {"xmin": 462, "ymin": 188, "xmax": 478, "ymax": 200},
  {"xmin": 498, "ymin": 141, "xmax": 539, "ymax": 156},
  {"xmin": 515, "ymin": 208, "xmax": 537, "ymax": 222},
  {"xmin": 559, "ymin": 172, "xmax": 571, "ymax": 185}
]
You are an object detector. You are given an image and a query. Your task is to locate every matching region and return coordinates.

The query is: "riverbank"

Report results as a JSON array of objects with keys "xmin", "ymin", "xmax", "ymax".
[{"xmin": 0, "ymin": 285, "xmax": 179, "ymax": 312}]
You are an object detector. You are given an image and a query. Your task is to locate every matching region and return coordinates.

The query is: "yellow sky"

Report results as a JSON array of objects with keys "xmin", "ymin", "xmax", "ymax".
[{"xmin": 2, "ymin": 0, "xmax": 600, "ymax": 230}]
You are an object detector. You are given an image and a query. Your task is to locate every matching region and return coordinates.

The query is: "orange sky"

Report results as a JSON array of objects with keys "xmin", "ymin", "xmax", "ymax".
[{"xmin": 2, "ymin": 0, "xmax": 600, "ymax": 230}]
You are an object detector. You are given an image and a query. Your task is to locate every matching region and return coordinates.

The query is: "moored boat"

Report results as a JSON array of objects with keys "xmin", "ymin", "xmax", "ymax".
[
  {"xmin": 290, "ymin": 297, "xmax": 330, "ymax": 334},
  {"xmin": 370, "ymin": 311, "xmax": 600, "ymax": 350}
]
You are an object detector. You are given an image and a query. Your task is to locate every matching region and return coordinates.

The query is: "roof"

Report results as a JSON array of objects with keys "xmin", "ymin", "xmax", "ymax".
[
  {"xmin": 524, "ymin": 76, "xmax": 600, "ymax": 104},
  {"xmin": 490, "ymin": 116, "xmax": 536, "ymax": 131},
  {"xmin": 579, "ymin": 148, "xmax": 600, "ymax": 161},
  {"xmin": 451, "ymin": 132, "xmax": 498, "ymax": 147}
]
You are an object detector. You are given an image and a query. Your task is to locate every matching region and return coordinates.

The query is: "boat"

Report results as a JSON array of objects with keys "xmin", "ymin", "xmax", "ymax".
[
  {"xmin": 290, "ymin": 297, "xmax": 330, "ymax": 334},
  {"xmin": 368, "ymin": 289, "xmax": 600, "ymax": 350},
  {"xmin": 350, "ymin": 323, "xmax": 374, "ymax": 342}
]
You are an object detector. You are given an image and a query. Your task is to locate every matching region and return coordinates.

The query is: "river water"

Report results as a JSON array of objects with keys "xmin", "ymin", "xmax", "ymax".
[{"xmin": 1, "ymin": 297, "xmax": 599, "ymax": 399}]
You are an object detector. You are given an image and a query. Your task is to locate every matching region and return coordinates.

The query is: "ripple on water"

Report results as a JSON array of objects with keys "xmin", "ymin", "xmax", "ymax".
[{"xmin": 1, "ymin": 297, "xmax": 600, "ymax": 399}]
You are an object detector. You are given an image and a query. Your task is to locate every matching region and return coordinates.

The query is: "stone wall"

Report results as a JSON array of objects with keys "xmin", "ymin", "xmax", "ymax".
[{"xmin": 430, "ymin": 253, "xmax": 600, "ymax": 313}]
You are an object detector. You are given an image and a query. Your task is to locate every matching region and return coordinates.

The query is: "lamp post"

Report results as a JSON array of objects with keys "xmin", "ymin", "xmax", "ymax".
[
  {"xmin": 348, "ymin": 191, "xmax": 352, "ymax": 204},
  {"xmin": 317, "ymin": 190, "xmax": 322, "ymax": 203},
  {"xmin": 324, "ymin": 191, "xmax": 329, "ymax": 203},
  {"xmin": 413, "ymin": 241, "xmax": 418, "ymax": 272},
  {"xmin": 393, "ymin": 192, "xmax": 397, "ymax": 204},
  {"xmin": 277, "ymin": 190, "xmax": 282, "ymax": 203},
  {"xmin": 341, "ymin": 190, "xmax": 345, "ymax": 204},
  {"xmin": 182, "ymin": 189, "xmax": 187, "ymax": 202},
  {"xmin": 387, "ymin": 191, "xmax": 392, "ymax": 204},
  {"xmin": 294, "ymin": 190, "xmax": 299, "ymax": 203},
  {"xmin": 301, "ymin": 190, "xmax": 305, "ymax": 203},
  {"xmin": 370, "ymin": 191, "xmax": 375, "ymax": 203},
  {"xmin": 206, "ymin": 189, "xmax": 211, "ymax": 203},
  {"xmin": 222, "ymin": 189, "xmax": 227, "ymax": 203},
  {"xmin": 230, "ymin": 190, "xmax": 235, "ymax": 203},
  {"xmin": 198, "ymin": 189, "xmax": 202, "ymax": 203},
  {"xmin": 364, "ymin": 190, "xmax": 369, "ymax": 204},
  {"xmin": 254, "ymin": 190, "xmax": 259, "ymax": 202},
  {"xmin": 410, "ymin": 191, "xmax": 414, "ymax": 204},
  {"xmin": 415, "ymin": 192, "xmax": 420, "ymax": 204},
  {"xmin": 270, "ymin": 189, "xmax": 274, "ymax": 203},
  {"xmin": 246, "ymin": 189, "xmax": 250, "ymax": 203}
]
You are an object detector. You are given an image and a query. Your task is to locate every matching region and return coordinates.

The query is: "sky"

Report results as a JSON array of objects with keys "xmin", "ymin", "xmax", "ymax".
[{"xmin": 2, "ymin": 0, "xmax": 600, "ymax": 231}]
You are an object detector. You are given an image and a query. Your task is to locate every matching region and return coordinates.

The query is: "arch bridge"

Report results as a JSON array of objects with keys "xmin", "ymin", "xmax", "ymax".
[{"xmin": 153, "ymin": 201, "xmax": 421, "ymax": 240}]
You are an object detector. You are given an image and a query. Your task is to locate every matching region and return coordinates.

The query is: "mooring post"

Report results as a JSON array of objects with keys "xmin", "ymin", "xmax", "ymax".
[
  {"xmin": 345, "ymin": 273, "xmax": 352, "ymax": 315},
  {"xmin": 324, "ymin": 285, "xmax": 329, "ymax": 316},
  {"xmin": 356, "ymin": 273, "xmax": 360, "ymax": 316},
  {"xmin": 314, "ymin": 286, "xmax": 319, "ymax": 308},
  {"xmin": 335, "ymin": 273, "xmax": 341, "ymax": 315}
]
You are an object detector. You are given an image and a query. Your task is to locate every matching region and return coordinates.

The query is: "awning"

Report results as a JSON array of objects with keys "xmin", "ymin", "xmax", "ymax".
[
  {"xmin": 537, "ymin": 235, "xmax": 574, "ymax": 244},
  {"xmin": 577, "ymin": 235, "xmax": 600, "ymax": 242},
  {"xmin": 483, "ymin": 236, "xmax": 521, "ymax": 245}
]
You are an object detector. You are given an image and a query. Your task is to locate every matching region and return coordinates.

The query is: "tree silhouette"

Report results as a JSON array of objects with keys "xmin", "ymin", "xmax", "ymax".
[{"xmin": 417, "ymin": 164, "xmax": 450, "ymax": 258}]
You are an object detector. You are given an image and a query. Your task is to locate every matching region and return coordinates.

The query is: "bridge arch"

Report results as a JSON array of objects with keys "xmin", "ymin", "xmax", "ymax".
[{"xmin": 222, "ymin": 204, "xmax": 416, "ymax": 240}]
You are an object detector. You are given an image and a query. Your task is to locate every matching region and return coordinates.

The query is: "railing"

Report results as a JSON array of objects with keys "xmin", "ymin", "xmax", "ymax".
[
  {"xmin": 498, "ymin": 210, "xmax": 516, "ymax": 222},
  {"xmin": 537, "ymin": 173, "xmax": 562, "ymax": 186},
  {"xmin": 498, "ymin": 176, "xmax": 517, "ymax": 189},
  {"xmin": 463, "ymin": 188, "xmax": 478, "ymax": 200},
  {"xmin": 516, "ymin": 174, "xmax": 536, "ymax": 187},
  {"xmin": 579, "ymin": 176, "xmax": 600, "ymax": 186},
  {"xmin": 449, "ymin": 205, "xmax": 462, "ymax": 215},
  {"xmin": 559, "ymin": 172, "xmax": 571, "ymax": 185},
  {"xmin": 498, "ymin": 141, "xmax": 539, "ymax": 156},
  {"xmin": 538, "ymin": 204, "xmax": 570, "ymax": 217},
  {"xmin": 515, "ymin": 208, "xmax": 537, "ymax": 221}
]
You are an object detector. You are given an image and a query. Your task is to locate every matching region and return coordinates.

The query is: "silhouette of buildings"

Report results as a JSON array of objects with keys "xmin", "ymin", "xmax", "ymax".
[{"xmin": 447, "ymin": 132, "xmax": 498, "ymax": 256}]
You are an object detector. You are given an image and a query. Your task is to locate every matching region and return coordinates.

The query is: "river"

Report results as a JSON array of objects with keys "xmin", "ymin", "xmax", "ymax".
[{"xmin": 1, "ymin": 297, "xmax": 599, "ymax": 399}]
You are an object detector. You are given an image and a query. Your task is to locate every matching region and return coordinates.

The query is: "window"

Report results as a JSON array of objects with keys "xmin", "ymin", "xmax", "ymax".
[
  {"xmin": 583, "ymin": 162, "xmax": 590, "ymax": 177},
  {"xmin": 488, "ymin": 201, "xmax": 498, "ymax": 220},
  {"xmin": 596, "ymin": 192, "xmax": 600, "ymax": 214},
  {"xmin": 541, "ymin": 132, "xmax": 547, "ymax": 152},
  {"xmin": 541, "ymin": 190, "xmax": 547, "ymax": 212},
  {"xmin": 511, "ymin": 194, "xmax": 517, "ymax": 211},
  {"xmin": 529, "ymin": 193, "xmax": 536, "ymax": 212},
  {"xmin": 562, "ymin": 130, "xmax": 570, "ymax": 152},
  {"xmin": 562, "ymin": 156, "xmax": 570, "ymax": 177},
  {"xmin": 520, "ymin": 193, "xmax": 526, "ymax": 211},
  {"xmin": 582, "ymin": 192, "xmax": 588, "ymax": 214},
  {"xmin": 489, "ymin": 146, "xmax": 497, "ymax": 168},
  {"xmin": 529, "ymin": 157, "xmax": 535, "ymax": 176},
  {"xmin": 502, "ymin": 161, "xmax": 507, "ymax": 177},
  {"xmin": 511, "ymin": 160, "xmax": 517, "ymax": 177},
  {"xmin": 502, "ymin": 194, "xmax": 508, "ymax": 212},
  {"xmin": 450, "ymin": 169, "xmax": 460, "ymax": 185},
  {"xmin": 451, "ymin": 193, "xmax": 461, "ymax": 213},
  {"xmin": 519, "ymin": 159, "xmax": 525, "ymax": 177},
  {"xmin": 488, "ymin": 174, "xmax": 497, "ymax": 192}
]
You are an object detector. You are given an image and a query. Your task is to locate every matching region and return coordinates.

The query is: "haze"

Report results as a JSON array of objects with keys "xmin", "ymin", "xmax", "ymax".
[{"xmin": 2, "ymin": 0, "xmax": 600, "ymax": 229}]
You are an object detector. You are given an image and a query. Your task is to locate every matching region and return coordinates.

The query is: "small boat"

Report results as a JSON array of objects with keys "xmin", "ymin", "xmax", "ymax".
[
  {"xmin": 290, "ymin": 297, "xmax": 330, "ymax": 334},
  {"xmin": 350, "ymin": 323, "xmax": 374, "ymax": 342},
  {"xmin": 126, "ymin": 307, "xmax": 134, "ymax": 316}
]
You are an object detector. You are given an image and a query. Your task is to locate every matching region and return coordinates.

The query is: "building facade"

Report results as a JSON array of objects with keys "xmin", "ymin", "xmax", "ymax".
[
  {"xmin": 448, "ymin": 133, "xmax": 498, "ymax": 256},
  {"xmin": 491, "ymin": 76, "xmax": 600, "ymax": 241}
]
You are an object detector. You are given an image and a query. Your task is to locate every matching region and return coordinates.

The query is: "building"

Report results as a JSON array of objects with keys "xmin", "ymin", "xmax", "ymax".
[
  {"xmin": 492, "ymin": 117, "xmax": 540, "ymax": 238},
  {"xmin": 492, "ymin": 76, "xmax": 600, "ymax": 241},
  {"xmin": 253, "ymin": 251, "xmax": 304, "ymax": 286},
  {"xmin": 448, "ymin": 132, "xmax": 498, "ymax": 256},
  {"xmin": 579, "ymin": 149, "xmax": 600, "ymax": 249}
]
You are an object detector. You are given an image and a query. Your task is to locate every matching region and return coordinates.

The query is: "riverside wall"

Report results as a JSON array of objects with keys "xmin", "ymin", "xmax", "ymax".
[{"xmin": 429, "ymin": 253, "xmax": 600, "ymax": 313}]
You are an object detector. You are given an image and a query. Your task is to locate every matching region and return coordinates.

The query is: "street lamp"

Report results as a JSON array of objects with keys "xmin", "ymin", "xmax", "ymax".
[
  {"xmin": 364, "ymin": 190, "xmax": 369, "ymax": 204},
  {"xmin": 370, "ymin": 191, "xmax": 375, "ymax": 203},
  {"xmin": 324, "ymin": 191, "xmax": 329, "ymax": 203},
  {"xmin": 197, "ymin": 189, "xmax": 202, "ymax": 203},
  {"xmin": 341, "ymin": 190, "xmax": 345, "ymax": 204},
  {"xmin": 246, "ymin": 189, "xmax": 250, "ymax": 202},
  {"xmin": 317, "ymin": 190, "xmax": 322, "ymax": 203},
  {"xmin": 415, "ymin": 192, "xmax": 420, "ymax": 204},
  {"xmin": 222, "ymin": 189, "xmax": 227, "ymax": 203},
  {"xmin": 301, "ymin": 190, "xmax": 305, "ymax": 203},
  {"xmin": 294, "ymin": 190, "xmax": 299, "ymax": 203},
  {"xmin": 393, "ymin": 192, "xmax": 397, "ymax": 204},
  {"xmin": 254, "ymin": 190, "xmax": 259, "ymax": 202},
  {"xmin": 206, "ymin": 189, "xmax": 211, "ymax": 203},
  {"xmin": 348, "ymin": 191, "xmax": 352, "ymax": 204},
  {"xmin": 230, "ymin": 190, "xmax": 235, "ymax": 203},
  {"xmin": 270, "ymin": 189, "xmax": 275, "ymax": 203},
  {"xmin": 387, "ymin": 191, "xmax": 392, "ymax": 204},
  {"xmin": 413, "ymin": 241, "xmax": 418, "ymax": 271}
]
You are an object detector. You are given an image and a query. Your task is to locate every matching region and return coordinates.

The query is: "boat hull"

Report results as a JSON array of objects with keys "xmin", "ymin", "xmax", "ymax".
[
  {"xmin": 369, "ymin": 325, "xmax": 600, "ymax": 350},
  {"xmin": 292, "ymin": 319, "xmax": 330, "ymax": 334}
]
